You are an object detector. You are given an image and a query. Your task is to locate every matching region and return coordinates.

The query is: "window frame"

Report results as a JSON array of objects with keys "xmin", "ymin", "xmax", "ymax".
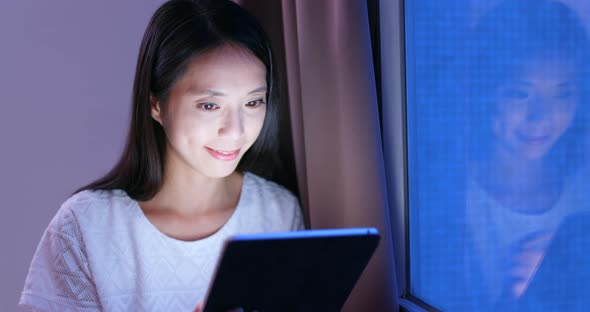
[{"xmin": 379, "ymin": 0, "xmax": 440, "ymax": 310}]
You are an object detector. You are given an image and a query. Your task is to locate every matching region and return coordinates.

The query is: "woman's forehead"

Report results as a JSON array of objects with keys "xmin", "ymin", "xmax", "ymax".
[
  {"xmin": 174, "ymin": 45, "xmax": 267, "ymax": 96},
  {"xmin": 501, "ymin": 56, "xmax": 578, "ymax": 83}
]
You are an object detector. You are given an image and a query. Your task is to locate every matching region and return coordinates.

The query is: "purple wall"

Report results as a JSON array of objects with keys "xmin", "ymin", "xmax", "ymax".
[{"xmin": 0, "ymin": 1, "xmax": 164, "ymax": 309}]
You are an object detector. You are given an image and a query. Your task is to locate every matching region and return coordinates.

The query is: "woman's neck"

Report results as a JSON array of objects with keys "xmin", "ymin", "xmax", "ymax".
[
  {"xmin": 140, "ymin": 151, "xmax": 243, "ymax": 216},
  {"xmin": 490, "ymin": 148, "xmax": 547, "ymax": 190},
  {"xmin": 475, "ymin": 147, "xmax": 563, "ymax": 214}
]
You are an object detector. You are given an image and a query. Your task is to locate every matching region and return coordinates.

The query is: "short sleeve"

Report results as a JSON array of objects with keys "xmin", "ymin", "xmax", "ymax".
[
  {"xmin": 290, "ymin": 197, "xmax": 306, "ymax": 231},
  {"xmin": 19, "ymin": 201, "xmax": 102, "ymax": 311}
]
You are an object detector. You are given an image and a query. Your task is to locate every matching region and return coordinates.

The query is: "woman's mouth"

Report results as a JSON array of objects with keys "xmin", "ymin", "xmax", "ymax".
[
  {"xmin": 205, "ymin": 147, "xmax": 240, "ymax": 161},
  {"xmin": 517, "ymin": 133, "xmax": 551, "ymax": 146}
]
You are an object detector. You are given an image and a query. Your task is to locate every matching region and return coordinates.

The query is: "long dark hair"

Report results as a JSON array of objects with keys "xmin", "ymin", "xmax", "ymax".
[
  {"xmin": 466, "ymin": 0, "xmax": 590, "ymax": 170},
  {"xmin": 77, "ymin": 0, "xmax": 280, "ymax": 200}
]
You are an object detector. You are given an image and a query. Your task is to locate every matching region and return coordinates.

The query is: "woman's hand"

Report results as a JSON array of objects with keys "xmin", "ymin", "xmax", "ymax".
[
  {"xmin": 193, "ymin": 301, "xmax": 244, "ymax": 312},
  {"xmin": 509, "ymin": 230, "xmax": 553, "ymax": 298},
  {"xmin": 194, "ymin": 301, "xmax": 203, "ymax": 312}
]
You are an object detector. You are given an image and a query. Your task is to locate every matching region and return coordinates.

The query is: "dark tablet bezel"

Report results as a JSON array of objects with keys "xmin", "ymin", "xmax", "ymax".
[{"xmin": 202, "ymin": 228, "xmax": 380, "ymax": 312}]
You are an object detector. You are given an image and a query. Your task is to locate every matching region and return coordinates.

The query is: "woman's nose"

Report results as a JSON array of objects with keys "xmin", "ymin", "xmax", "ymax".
[
  {"xmin": 526, "ymin": 96, "xmax": 552, "ymax": 122},
  {"xmin": 218, "ymin": 110, "xmax": 244, "ymax": 139}
]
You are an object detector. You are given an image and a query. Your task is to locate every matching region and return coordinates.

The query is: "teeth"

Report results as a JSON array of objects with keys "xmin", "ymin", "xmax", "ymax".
[{"xmin": 214, "ymin": 149, "xmax": 236, "ymax": 155}]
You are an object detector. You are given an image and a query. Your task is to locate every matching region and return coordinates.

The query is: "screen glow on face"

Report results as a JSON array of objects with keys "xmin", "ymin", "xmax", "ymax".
[
  {"xmin": 152, "ymin": 45, "xmax": 268, "ymax": 178},
  {"xmin": 491, "ymin": 58, "xmax": 578, "ymax": 161}
]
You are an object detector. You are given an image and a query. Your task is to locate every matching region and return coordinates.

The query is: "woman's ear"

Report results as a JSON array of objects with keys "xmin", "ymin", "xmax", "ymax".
[{"xmin": 150, "ymin": 95, "xmax": 163, "ymax": 125}]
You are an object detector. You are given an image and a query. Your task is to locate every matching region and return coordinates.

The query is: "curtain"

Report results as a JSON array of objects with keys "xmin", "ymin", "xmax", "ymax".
[{"xmin": 238, "ymin": 1, "xmax": 399, "ymax": 310}]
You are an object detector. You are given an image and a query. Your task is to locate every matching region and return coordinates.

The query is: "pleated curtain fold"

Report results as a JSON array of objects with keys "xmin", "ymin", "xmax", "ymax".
[{"xmin": 237, "ymin": 1, "xmax": 399, "ymax": 310}]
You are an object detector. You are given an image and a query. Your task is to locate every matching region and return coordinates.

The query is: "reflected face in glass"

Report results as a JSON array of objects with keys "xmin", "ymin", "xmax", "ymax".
[
  {"xmin": 151, "ymin": 45, "xmax": 268, "ymax": 178},
  {"xmin": 491, "ymin": 58, "xmax": 578, "ymax": 160}
]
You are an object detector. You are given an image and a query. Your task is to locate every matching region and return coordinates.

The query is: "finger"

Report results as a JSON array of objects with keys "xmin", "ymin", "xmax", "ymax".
[
  {"xmin": 514, "ymin": 250, "xmax": 545, "ymax": 264},
  {"xmin": 511, "ymin": 280, "xmax": 528, "ymax": 298},
  {"xmin": 523, "ymin": 233, "xmax": 553, "ymax": 250},
  {"xmin": 194, "ymin": 301, "xmax": 203, "ymax": 312},
  {"xmin": 510, "ymin": 263, "xmax": 536, "ymax": 279}
]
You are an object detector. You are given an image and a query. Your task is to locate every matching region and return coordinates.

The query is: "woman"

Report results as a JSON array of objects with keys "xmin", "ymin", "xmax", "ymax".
[
  {"xmin": 19, "ymin": 1, "xmax": 304, "ymax": 311},
  {"xmin": 464, "ymin": 0, "xmax": 590, "ymax": 309}
]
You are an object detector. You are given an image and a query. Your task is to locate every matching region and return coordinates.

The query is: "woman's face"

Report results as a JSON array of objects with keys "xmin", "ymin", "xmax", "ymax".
[
  {"xmin": 151, "ymin": 45, "xmax": 267, "ymax": 178},
  {"xmin": 491, "ymin": 57, "xmax": 579, "ymax": 161}
]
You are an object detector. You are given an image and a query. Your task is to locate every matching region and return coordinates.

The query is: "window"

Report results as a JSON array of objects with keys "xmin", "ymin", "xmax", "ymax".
[{"xmin": 382, "ymin": 0, "xmax": 590, "ymax": 310}]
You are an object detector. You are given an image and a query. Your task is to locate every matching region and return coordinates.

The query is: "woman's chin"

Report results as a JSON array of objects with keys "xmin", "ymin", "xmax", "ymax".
[
  {"xmin": 518, "ymin": 145, "xmax": 553, "ymax": 161},
  {"xmin": 203, "ymin": 166, "xmax": 240, "ymax": 179}
]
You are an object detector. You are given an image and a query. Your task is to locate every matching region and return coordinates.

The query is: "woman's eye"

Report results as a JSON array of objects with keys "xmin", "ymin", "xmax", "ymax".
[
  {"xmin": 245, "ymin": 99, "xmax": 265, "ymax": 107},
  {"xmin": 502, "ymin": 88, "xmax": 529, "ymax": 100},
  {"xmin": 556, "ymin": 90, "xmax": 575, "ymax": 99},
  {"xmin": 197, "ymin": 103, "xmax": 219, "ymax": 111}
]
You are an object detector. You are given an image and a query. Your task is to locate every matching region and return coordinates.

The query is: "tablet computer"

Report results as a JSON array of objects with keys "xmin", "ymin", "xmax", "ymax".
[{"xmin": 201, "ymin": 227, "xmax": 380, "ymax": 312}]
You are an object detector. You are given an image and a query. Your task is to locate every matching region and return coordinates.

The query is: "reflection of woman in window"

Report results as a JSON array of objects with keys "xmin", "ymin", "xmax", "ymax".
[{"xmin": 465, "ymin": 0, "xmax": 590, "ymax": 309}]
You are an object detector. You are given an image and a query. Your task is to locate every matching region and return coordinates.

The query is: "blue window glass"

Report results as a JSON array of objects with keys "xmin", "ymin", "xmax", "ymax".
[{"xmin": 405, "ymin": 0, "xmax": 590, "ymax": 310}]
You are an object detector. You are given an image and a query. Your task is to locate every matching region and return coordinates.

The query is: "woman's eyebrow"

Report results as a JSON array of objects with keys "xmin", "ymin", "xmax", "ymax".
[
  {"xmin": 185, "ymin": 87, "xmax": 224, "ymax": 96},
  {"xmin": 505, "ymin": 80, "xmax": 533, "ymax": 86},
  {"xmin": 187, "ymin": 86, "xmax": 267, "ymax": 96},
  {"xmin": 247, "ymin": 86, "xmax": 267, "ymax": 94},
  {"xmin": 557, "ymin": 82, "xmax": 576, "ymax": 88}
]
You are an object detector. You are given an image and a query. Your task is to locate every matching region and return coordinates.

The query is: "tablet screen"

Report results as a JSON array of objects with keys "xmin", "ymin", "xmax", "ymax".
[{"xmin": 202, "ymin": 228, "xmax": 380, "ymax": 312}]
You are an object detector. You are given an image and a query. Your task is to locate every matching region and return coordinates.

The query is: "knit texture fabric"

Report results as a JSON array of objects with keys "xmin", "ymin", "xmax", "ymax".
[{"xmin": 20, "ymin": 172, "xmax": 304, "ymax": 311}]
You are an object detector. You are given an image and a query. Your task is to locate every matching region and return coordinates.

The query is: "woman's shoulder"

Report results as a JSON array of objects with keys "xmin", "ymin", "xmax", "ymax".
[
  {"xmin": 51, "ymin": 189, "xmax": 134, "ymax": 228},
  {"xmin": 244, "ymin": 172, "xmax": 298, "ymax": 205},
  {"xmin": 61, "ymin": 189, "xmax": 130, "ymax": 212},
  {"xmin": 242, "ymin": 172, "xmax": 304, "ymax": 230},
  {"xmin": 562, "ymin": 164, "xmax": 590, "ymax": 213}
]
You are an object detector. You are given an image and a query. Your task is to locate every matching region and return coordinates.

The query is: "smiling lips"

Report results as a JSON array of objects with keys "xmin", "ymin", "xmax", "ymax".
[
  {"xmin": 518, "ymin": 133, "xmax": 551, "ymax": 146},
  {"xmin": 205, "ymin": 147, "xmax": 240, "ymax": 161}
]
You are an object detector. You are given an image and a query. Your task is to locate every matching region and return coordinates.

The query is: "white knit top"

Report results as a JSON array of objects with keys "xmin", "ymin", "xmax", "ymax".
[{"xmin": 19, "ymin": 172, "xmax": 304, "ymax": 311}]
